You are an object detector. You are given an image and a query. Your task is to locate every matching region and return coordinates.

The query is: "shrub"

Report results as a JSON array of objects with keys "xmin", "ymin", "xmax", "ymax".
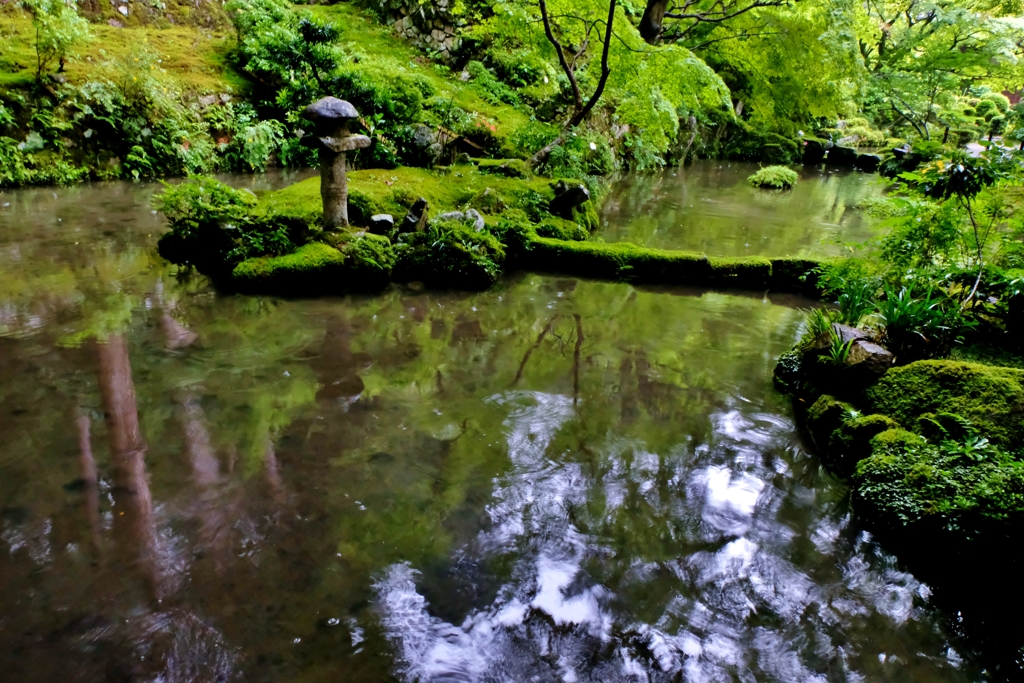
[
  {"xmin": 23, "ymin": 0, "xmax": 91, "ymax": 81},
  {"xmin": 466, "ymin": 60, "xmax": 521, "ymax": 106},
  {"xmin": 980, "ymin": 92, "xmax": 1011, "ymax": 115},
  {"xmin": 747, "ymin": 165, "xmax": 798, "ymax": 190},
  {"xmin": 393, "ymin": 220, "xmax": 506, "ymax": 289},
  {"xmin": 873, "ymin": 286, "xmax": 957, "ymax": 358}
]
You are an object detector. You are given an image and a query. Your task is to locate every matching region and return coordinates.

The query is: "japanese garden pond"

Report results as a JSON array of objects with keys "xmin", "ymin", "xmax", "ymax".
[{"xmin": 0, "ymin": 164, "xmax": 987, "ymax": 682}]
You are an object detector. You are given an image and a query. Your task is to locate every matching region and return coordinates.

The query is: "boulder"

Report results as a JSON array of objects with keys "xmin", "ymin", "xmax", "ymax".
[
  {"xmin": 400, "ymin": 198, "xmax": 429, "ymax": 233},
  {"xmin": 549, "ymin": 180, "xmax": 590, "ymax": 220},
  {"xmin": 826, "ymin": 145, "xmax": 857, "ymax": 166},
  {"xmin": 802, "ymin": 136, "xmax": 828, "ymax": 164},
  {"xmin": 369, "ymin": 213, "xmax": 395, "ymax": 239},
  {"xmin": 845, "ymin": 339, "xmax": 893, "ymax": 379},
  {"xmin": 854, "ymin": 153, "xmax": 882, "ymax": 172}
]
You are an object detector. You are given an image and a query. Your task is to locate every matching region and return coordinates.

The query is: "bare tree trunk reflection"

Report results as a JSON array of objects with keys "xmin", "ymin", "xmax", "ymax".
[
  {"xmin": 96, "ymin": 333, "xmax": 163, "ymax": 600},
  {"xmin": 177, "ymin": 395, "xmax": 233, "ymax": 570},
  {"xmin": 573, "ymin": 314, "xmax": 584, "ymax": 406},
  {"xmin": 75, "ymin": 408, "xmax": 102, "ymax": 555}
]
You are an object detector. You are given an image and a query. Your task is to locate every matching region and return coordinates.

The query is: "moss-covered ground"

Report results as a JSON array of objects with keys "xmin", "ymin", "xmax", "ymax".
[
  {"xmin": 305, "ymin": 4, "xmax": 530, "ymax": 146},
  {"xmin": 0, "ymin": 8, "xmax": 244, "ymax": 91},
  {"xmin": 257, "ymin": 163, "xmax": 555, "ymax": 227}
]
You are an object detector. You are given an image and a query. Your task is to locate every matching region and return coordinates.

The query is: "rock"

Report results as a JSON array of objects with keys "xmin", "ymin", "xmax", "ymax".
[
  {"xmin": 802, "ymin": 137, "xmax": 827, "ymax": 164},
  {"xmin": 369, "ymin": 213, "xmax": 395, "ymax": 238},
  {"xmin": 854, "ymin": 153, "xmax": 882, "ymax": 171},
  {"xmin": 460, "ymin": 70, "xmax": 471, "ymax": 81},
  {"xmin": 454, "ymin": 152, "xmax": 472, "ymax": 164},
  {"xmin": 892, "ymin": 144, "xmax": 911, "ymax": 160},
  {"xmin": 826, "ymin": 145, "xmax": 857, "ymax": 166},
  {"xmin": 198, "ymin": 94, "xmax": 218, "ymax": 108},
  {"xmin": 437, "ymin": 210, "xmax": 467, "ymax": 222},
  {"xmin": 465, "ymin": 208, "xmax": 485, "ymax": 232},
  {"xmin": 845, "ymin": 339, "xmax": 894, "ymax": 379},
  {"xmin": 400, "ymin": 198, "xmax": 429, "ymax": 233},
  {"xmin": 549, "ymin": 180, "xmax": 590, "ymax": 219},
  {"xmin": 411, "ymin": 125, "xmax": 435, "ymax": 149}
]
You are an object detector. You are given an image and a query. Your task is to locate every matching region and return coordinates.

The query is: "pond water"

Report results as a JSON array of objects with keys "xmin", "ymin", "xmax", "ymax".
[
  {"xmin": 0, "ymin": 173, "xmax": 984, "ymax": 682},
  {"xmin": 598, "ymin": 161, "xmax": 884, "ymax": 256}
]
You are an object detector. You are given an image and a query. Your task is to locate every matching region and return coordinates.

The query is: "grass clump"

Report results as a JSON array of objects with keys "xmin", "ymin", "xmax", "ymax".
[
  {"xmin": 866, "ymin": 360, "xmax": 1024, "ymax": 448},
  {"xmin": 747, "ymin": 165, "xmax": 799, "ymax": 190}
]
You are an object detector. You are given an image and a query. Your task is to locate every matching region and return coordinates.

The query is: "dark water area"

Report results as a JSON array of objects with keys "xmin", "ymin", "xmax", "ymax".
[
  {"xmin": 0, "ymin": 173, "xmax": 983, "ymax": 682},
  {"xmin": 598, "ymin": 160, "xmax": 884, "ymax": 256}
]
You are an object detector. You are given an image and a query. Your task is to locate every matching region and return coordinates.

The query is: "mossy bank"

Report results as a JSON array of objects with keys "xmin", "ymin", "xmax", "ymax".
[{"xmin": 156, "ymin": 167, "xmax": 827, "ymax": 297}]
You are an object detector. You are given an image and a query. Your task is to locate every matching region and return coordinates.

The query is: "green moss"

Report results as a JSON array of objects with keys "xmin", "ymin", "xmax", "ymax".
[
  {"xmin": 830, "ymin": 414, "xmax": 901, "ymax": 470},
  {"xmin": 232, "ymin": 237, "xmax": 395, "ymax": 295},
  {"xmin": 747, "ymin": 165, "xmax": 798, "ymax": 190},
  {"xmin": 535, "ymin": 217, "xmax": 588, "ymax": 242},
  {"xmin": 477, "ymin": 158, "xmax": 532, "ymax": 179},
  {"xmin": 853, "ymin": 428, "xmax": 1024, "ymax": 534},
  {"xmin": 708, "ymin": 256, "xmax": 772, "ymax": 288},
  {"xmin": 520, "ymin": 237, "xmax": 712, "ymax": 284},
  {"xmin": 866, "ymin": 360, "xmax": 1024, "ymax": 448},
  {"xmin": 305, "ymin": 3, "xmax": 531, "ymax": 144},
  {"xmin": 571, "ymin": 201, "xmax": 600, "ymax": 233},
  {"xmin": 393, "ymin": 221, "xmax": 505, "ymax": 290},
  {"xmin": 806, "ymin": 394, "xmax": 855, "ymax": 450},
  {"xmin": 768, "ymin": 257, "xmax": 826, "ymax": 294},
  {"xmin": 233, "ymin": 242, "xmax": 347, "ymax": 294},
  {"xmin": 0, "ymin": 11, "xmax": 243, "ymax": 91},
  {"xmin": 257, "ymin": 165, "xmax": 554, "ymax": 229}
]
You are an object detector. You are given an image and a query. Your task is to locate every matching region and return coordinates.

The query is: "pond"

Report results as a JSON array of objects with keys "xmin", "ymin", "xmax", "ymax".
[
  {"xmin": 598, "ymin": 160, "xmax": 884, "ymax": 256},
  {"xmin": 0, "ymin": 172, "xmax": 982, "ymax": 682}
]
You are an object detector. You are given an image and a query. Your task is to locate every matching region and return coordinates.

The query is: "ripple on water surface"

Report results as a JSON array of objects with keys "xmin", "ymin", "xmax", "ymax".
[{"xmin": 0, "ymin": 175, "xmax": 978, "ymax": 682}]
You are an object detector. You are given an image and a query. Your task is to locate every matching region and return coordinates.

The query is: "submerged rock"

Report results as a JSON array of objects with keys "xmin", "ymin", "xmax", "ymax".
[
  {"xmin": 854, "ymin": 153, "xmax": 882, "ymax": 171},
  {"xmin": 827, "ymin": 145, "xmax": 857, "ymax": 166}
]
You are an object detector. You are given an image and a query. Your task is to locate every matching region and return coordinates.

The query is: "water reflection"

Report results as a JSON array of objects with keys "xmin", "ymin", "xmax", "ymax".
[
  {"xmin": 374, "ymin": 398, "xmax": 961, "ymax": 682},
  {"xmin": 0, "ymin": 176, "xmax": 985, "ymax": 682},
  {"xmin": 598, "ymin": 160, "xmax": 885, "ymax": 256}
]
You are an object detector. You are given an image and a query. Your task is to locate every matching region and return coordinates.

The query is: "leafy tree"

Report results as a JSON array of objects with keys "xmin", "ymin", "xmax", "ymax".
[
  {"xmin": 22, "ymin": 0, "xmax": 90, "ymax": 81},
  {"xmin": 856, "ymin": 0, "xmax": 1022, "ymax": 140}
]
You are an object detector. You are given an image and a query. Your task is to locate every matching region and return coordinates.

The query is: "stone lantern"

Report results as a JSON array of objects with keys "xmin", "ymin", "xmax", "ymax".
[{"xmin": 302, "ymin": 97, "xmax": 372, "ymax": 231}]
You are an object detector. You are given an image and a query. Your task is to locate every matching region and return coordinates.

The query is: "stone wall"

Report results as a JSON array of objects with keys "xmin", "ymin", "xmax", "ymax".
[{"xmin": 370, "ymin": 0, "xmax": 461, "ymax": 59}]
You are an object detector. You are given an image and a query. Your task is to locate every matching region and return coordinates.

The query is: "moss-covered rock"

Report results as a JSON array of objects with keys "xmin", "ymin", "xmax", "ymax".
[
  {"xmin": 233, "ymin": 242, "xmax": 348, "ymax": 295},
  {"xmin": 853, "ymin": 428, "xmax": 1024, "ymax": 538},
  {"xmin": 535, "ymin": 217, "xmax": 589, "ymax": 241},
  {"xmin": 232, "ymin": 235, "xmax": 396, "ymax": 295},
  {"xmin": 829, "ymin": 414, "xmax": 900, "ymax": 473},
  {"xmin": 477, "ymin": 158, "xmax": 531, "ymax": 179},
  {"xmin": 866, "ymin": 360, "xmax": 1024, "ymax": 448},
  {"xmin": 805, "ymin": 394, "xmax": 856, "ymax": 452},
  {"xmin": 393, "ymin": 220, "xmax": 505, "ymax": 289}
]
